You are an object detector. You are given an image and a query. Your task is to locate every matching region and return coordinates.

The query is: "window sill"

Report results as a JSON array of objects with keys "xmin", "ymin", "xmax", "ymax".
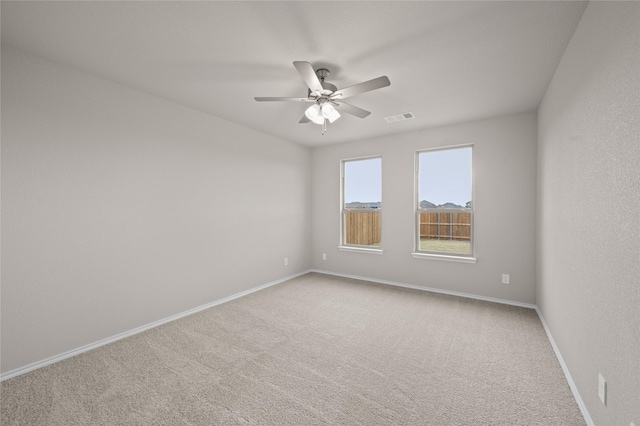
[
  {"xmin": 338, "ymin": 246, "xmax": 384, "ymax": 255},
  {"xmin": 411, "ymin": 252, "xmax": 477, "ymax": 264}
]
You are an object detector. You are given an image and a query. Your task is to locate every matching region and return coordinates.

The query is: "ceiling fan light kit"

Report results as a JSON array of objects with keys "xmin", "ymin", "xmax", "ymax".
[
  {"xmin": 305, "ymin": 101, "xmax": 340, "ymax": 124},
  {"xmin": 255, "ymin": 61, "xmax": 390, "ymax": 135}
]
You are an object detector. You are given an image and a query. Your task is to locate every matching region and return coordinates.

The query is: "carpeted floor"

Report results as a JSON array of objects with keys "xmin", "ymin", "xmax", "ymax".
[{"xmin": 1, "ymin": 272, "xmax": 584, "ymax": 425}]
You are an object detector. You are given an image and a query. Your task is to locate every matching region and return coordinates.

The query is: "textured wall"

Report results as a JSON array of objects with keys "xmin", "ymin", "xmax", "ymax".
[
  {"xmin": 311, "ymin": 112, "xmax": 538, "ymax": 305},
  {"xmin": 1, "ymin": 47, "xmax": 311, "ymax": 374},
  {"xmin": 537, "ymin": 2, "xmax": 640, "ymax": 424}
]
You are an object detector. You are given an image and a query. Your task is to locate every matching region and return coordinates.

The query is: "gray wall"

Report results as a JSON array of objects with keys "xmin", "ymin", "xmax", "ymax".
[
  {"xmin": 1, "ymin": 47, "xmax": 311, "ymax": 374},
  {"xmin": 311, "ymin": 112, "xmax": 538, "ymax": 305},
  {"xmin": 537, "ymin": 2, "xmax": 640, "ymax": 425}
]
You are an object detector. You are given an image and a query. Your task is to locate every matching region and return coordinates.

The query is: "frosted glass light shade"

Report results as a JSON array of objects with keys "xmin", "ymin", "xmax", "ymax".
[
  {"xmin": 304, "ymin": 104, "xmax": 324, "ymax": 125},
  {"xmin": 322, "ymin": 103, "xmax": 340, "ymax": 123}
]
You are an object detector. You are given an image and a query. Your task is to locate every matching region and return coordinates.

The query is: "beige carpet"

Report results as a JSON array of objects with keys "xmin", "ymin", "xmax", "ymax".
[{"xmin": 1, "ymin": 272, "xmax": 584, "ymax": 425}]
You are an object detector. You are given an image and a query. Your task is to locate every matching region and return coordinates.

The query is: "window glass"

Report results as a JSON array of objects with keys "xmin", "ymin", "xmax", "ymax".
[
  {"xmin": 417, "ymin": 147, "xmax": 472, "ymax": 255},
  {"xmin": 342, "ymin": 157, "xmax": 382, "ymax": 247}
]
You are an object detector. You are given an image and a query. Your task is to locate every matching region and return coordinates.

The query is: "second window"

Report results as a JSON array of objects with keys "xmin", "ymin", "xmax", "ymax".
[{"xmin": 416, "ymin": 146, "xmax": 473, "ymax": 256}]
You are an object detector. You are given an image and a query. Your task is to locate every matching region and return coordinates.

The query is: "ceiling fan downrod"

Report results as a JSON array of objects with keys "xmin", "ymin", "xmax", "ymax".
[{"xmin": 316, "ymin": 68, "xmax": 329, "ymax": 82}]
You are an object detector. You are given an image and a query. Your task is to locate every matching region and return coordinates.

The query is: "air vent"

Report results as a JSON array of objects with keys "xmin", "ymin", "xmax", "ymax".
[{"xmin": 384, "ymin": 112, "xmax": 415, "ymax": 123}]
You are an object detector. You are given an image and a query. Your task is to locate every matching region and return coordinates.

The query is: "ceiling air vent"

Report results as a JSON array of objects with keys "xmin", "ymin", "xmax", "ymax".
[{"xmin": 384, "ymin": 112, "xmax": 415, "ymax": 123}]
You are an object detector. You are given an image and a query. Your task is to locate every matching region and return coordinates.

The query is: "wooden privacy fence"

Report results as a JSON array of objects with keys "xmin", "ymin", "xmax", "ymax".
[
  {"xmin": 345, "ymin": 211, "xmax": 381, "ymax": 246},
  {"xmin": 420, "ymin": 211, "xmax": 471, "ymax": 241},
  {"xmin": 344, "ymin": 210, "xmax": 470, "ymax": 245}
]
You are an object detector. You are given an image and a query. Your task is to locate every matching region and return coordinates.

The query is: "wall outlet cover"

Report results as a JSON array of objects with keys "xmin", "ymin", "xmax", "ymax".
[{"xmin": 598, "ymin": 373, "xmax": 606, "ymax": 405}]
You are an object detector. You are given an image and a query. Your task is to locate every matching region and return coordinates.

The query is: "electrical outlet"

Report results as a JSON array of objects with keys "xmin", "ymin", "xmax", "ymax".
[
  {"xmin": 501, "ymin": 274, "xmax": 510, "ymax": 284},
  {"xmin": 322, "ymin": 253, "xmax": 327, "ymax": 261},
  {"xmin": 284, "ymin": 257, "xmax": 288, "ymax": 266},
  {"xmin": 598, "ymin": 373, "xmax": 606, "ymax": 405}
]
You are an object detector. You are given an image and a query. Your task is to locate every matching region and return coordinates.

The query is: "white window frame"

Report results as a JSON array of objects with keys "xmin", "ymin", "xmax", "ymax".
[
  {"xmin": 339, "ymin": 156, "xmax": 383, "ymax": 255},
  {"xmin": 412, "ymin": 145, "xmax": 476, "ymax": 263}
]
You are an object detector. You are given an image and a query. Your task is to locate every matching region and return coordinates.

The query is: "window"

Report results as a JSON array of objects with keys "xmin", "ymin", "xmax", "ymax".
[
  {"xmin": 341, "ymin": 157, "xmax": 382, "ymax": 251},
  {"xmin": 415, "ymin": 146, "xmax": 473, "ymax": 259}
]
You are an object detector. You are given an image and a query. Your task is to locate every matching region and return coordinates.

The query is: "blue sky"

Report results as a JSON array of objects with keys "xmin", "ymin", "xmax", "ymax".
[
  {"xmin": 419, "ymin": 147, "xmax": 472, "ymax": 206},
  {"xmin": 344, "ymin": 158, "xmax": 381, "ymax": 203},
  {"xmin": 343, "ymin": 148, "xmax": 471, "ymax": 205}
]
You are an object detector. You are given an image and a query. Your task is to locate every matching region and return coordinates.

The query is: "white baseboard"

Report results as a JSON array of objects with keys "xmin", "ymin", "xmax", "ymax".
[
  {"xmin": 535, "ymin": 307, "xmax": 594, "ymax": 426},
  {"xmin": 1, "ymin": 268, "xmax": 595, "ymax": 426},
  {"xmin": 0, "ymin": 270, "xmax": 310, "ymax": 382},
  {"xmin": 309, "ymin": 269, "xmax": 537, "ymax": 309}
]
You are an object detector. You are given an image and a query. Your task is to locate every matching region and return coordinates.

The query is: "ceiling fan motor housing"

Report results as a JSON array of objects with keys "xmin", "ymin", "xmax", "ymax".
[
  {"xmin": 308, "ymin": 81, "xmax": 337, "ymax": 98},
  {"xmin": 307, "ymin": 68, "xmax": 337, "ymax": 98}
]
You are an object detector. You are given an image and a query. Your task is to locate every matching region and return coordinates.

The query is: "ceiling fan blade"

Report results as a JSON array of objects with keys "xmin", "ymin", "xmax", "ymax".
[
  {"xmin": 254, "ymin": 97, "xmax": 313, "ymax": 102},
  {"xmin": 331, "ymin": 101, "xmax": 371, "ymax": 118},
  {"xmin": 293, "ymin": 61, "xmax": 323, "ymax": 93},
  {"xmin": 331, "ymin": 76, "xmax": 390, "ymax": 99},
  {"xmin": 299, "ymin": 115, "xmax": 310, "ymax": 124}
]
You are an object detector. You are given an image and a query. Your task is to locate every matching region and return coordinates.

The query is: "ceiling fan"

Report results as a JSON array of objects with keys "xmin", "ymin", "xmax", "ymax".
[{"xmin": 255, "ymin": 61, "xmax": 390, "ymax": 135}]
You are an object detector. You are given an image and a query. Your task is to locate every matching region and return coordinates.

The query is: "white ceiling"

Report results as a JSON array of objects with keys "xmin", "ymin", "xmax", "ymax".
[{"xmin": 1, "ymin": 1, "xmax": 588, "ymax": 147}]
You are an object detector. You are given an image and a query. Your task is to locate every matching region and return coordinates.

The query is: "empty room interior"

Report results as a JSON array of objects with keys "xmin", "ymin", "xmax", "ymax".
[{"xmin": 1, "ymin": 1, "xmax": 638, "ymax": 425}]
